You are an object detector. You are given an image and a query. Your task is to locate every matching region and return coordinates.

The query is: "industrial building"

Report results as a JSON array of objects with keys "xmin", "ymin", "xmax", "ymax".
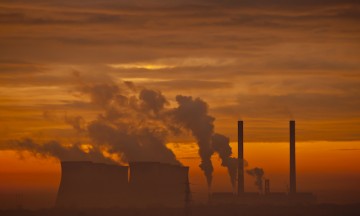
[
  {"xmin": 210, "ymin": 120, "xmax": 316, "ymax": 205},
  {"xmin": 56, "ymin": 161, "xmax": 190, "ymax": 208},
  {"xmin": 56, "ymin": 120, "xmax": 315, "ymax": 209},
  {"xmin": 129, "ymin": 162, "xmax": 190, "ymax": 207}
]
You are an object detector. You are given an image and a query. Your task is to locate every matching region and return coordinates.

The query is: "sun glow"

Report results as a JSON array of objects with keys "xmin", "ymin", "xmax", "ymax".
[{"xmin": 108, "ymin": 63, "xmax": 174, "ymax": 70}]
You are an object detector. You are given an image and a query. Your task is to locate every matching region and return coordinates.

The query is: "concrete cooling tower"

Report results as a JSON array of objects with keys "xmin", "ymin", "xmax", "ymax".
[
  {"xmin": 56, "ymin": 161, "xmax": 190, "ymax": 208},
  {"xmin": 56, "ymin": 161, "xmax": 129, "ymax": 208},
  {"xmin": 129, "ymin": 162, "xmax": 190, "ymax": 208}
]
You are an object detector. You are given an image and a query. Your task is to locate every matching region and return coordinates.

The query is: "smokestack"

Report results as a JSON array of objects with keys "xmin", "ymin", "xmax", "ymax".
[
  {"xmin": 237, "ymin": 121, "xmax": 244, "ymax": 195},
  {"xmin": 265, "ymin": 179, "xmax": 270, "ymax": 195},
  {"xmin": 290, "ymin": 120, "xmax": 296, "ymax": 194}
]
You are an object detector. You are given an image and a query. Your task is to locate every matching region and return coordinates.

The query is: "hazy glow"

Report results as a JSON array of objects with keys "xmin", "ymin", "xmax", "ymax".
[
  {"xmin": 108, "ymin": 57, "xmax": 236, "ymax": 70},
  {"xmin": 109, "ymin": 63, "xmax": 174, "ymax": 70},
  {"xmin": 0, "ymin": 0, "xmax": 359, "ymax": 209}
]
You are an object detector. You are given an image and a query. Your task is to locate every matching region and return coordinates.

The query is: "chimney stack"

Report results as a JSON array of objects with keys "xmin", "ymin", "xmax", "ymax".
[
  {"xmin": 237, "ymin": 121, "xmax": 244, "ymax": 195},
  {"xmin": 289, "ymin": 120, "xmax": 296, "ymax": 194},
  {"xmin": 264, "ymin": 179, "xmax": 270, "ymax": 195}
]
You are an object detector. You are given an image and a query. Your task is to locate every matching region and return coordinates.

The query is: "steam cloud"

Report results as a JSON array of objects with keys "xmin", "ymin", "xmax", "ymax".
[
  {"xmin": 170, "ymin": 96, "xmax": 215, "ymax": 187},
  {"xmin": 84, "ymin": 84, "xmax": 180, "ymax": 165},
  {"xmin": 246, "ymin": 167, "xmax": 265, "ymax": 192},
  {"xmin": 170, "ymin": 96, "xmax": 237, "ymax": 188},
  {"xmin": 211, "ymin": 134, "xmax": 237, "ymax": 188},
  {"xmin": 1, "ymin": 79, "xmax": 238, "ymax": 188}
]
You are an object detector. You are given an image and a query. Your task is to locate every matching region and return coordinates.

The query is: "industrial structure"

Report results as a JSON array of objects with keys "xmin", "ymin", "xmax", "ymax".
[
  {"xmin": 56, "ymin": 161, "xmax": 129, "ymax": 208},
  {"xmin": 237, "ymin": 121, "xmax": 244, "ymax": 195},
  {"xmin": 211, "ymin": 120, "xmax": 316, "ymax": 205},
  {"xmin": 56, "ymin": 120, "xmax": 315, "ymax": 209},
  {"xmin": 56, "ymin": 161, "xmax": 190, "ymax": 208},
  {"xmin": 129, "ymin": 162, "xmax": 190, "ymax": 207}
]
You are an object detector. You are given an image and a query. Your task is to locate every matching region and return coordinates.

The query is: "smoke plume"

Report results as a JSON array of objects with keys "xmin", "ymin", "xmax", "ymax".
[
  {"xmin": 1, "ymin": 139, "xmax": 114, "ymax": 164},
  {"xmin": 246, "ymin": 167, "xmax": 265, "ymax": 192},
  {"xmin": 211, "ymin": 134, "xmax": 238, "ymax": 188},
  {"xmin": 170, "ymin": 95, "xmax": 215, "ymax": 187},
  {"xmin": 83, "ymin": 84, "xmax": 180, "ymax": 165},
  {"xmin": 1, "ymin": 78, "xmax": 238, "ymax": 188},
  {"xmin": 169, "ymin": 96, "xmax": 237, "ymax": 188}
]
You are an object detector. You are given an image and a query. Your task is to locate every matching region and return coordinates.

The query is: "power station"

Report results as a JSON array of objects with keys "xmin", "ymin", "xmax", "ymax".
[
  {"xmin": 56, "ymin": 162, "xmax": 190, "ymax": 208},
  {"xmin": 56, "ymin": 120, "xmax": 315, "ymax": 208},
  {"xmin": 210, "ymin": 120, "xmax": 316, "ymax": 205}
]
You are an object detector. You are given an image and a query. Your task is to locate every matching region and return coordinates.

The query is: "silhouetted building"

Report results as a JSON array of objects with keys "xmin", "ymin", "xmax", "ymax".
[
  {"xmin": 264, "ymin": 179, "xmax": 270, "ymax": 195},
  {"xmin": 129, "ymin": 162, "xmax": 190, "ymax": 207},
  {"xmin": 211, "ymin": 120, "xmax": 316, "ymax": 206},
  {"xmin": 238, "ymin": 121, "xmax": 244, "ymax": 195},
  {"xmin": 290, "ymin": 120, "xmax": 296, "ymax": 194},
  {"xmin": 56, "ymin": 161, "xmax": 129, "ymax": 208},
  {"xmin": 56, "ymin": 161, "xmax": 190, "ymax": 208}
]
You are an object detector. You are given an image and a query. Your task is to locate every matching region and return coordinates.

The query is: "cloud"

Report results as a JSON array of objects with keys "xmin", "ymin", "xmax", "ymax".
[
  {"xmin": 211, "ymin": 92, "xmax": 360, "ymax": 142},
  {"xmin": 108, "ymin": 57, "xmax": 236, "ymax": 70},
  {"xmin": 0, "ymin": 0, "xmax": 358, "ymax": 147},
  {"xmin": 136, "ymin": 80, "xmax": 233, "ymax": 91},
  {"xmin": 0, "ymin": 60, "xmax": 45, "ymax": 75}
]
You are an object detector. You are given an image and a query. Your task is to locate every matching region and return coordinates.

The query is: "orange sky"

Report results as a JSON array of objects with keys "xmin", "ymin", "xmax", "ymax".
[
  {"xmin": 0, "ymin": 0, "xmax": 359, "ymax": 209},
  {"xmin": 1, "ymin": 140, "xmax": 360, "ymax": 209}
]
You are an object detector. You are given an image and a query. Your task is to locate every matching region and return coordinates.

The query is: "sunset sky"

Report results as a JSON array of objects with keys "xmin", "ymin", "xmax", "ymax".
[{"xmin": 0, "ymin": 0, "xmax": 359, "ymax": 209}]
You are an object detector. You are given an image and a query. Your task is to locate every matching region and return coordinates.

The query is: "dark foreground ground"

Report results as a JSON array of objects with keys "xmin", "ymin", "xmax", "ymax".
[{"xmin": 1, "ymin": 204, "xmax": 359, "ymax": 216}]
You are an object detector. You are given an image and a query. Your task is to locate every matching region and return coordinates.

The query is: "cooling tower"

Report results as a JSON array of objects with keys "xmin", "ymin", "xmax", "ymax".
[
  {"xmin": 129, "ymin": 162, "xmax": 190, "ymax": 207},
  {"xmin": 238, "ymin": 120, "xmax": 244, "ymax": 195},
  {"xmin": 289, "ymin": 120, "xmax": 296, "ymax": 194},
  {"xmin": 56, "ymin": 161, "xmax": 129, "ymax": 208}
]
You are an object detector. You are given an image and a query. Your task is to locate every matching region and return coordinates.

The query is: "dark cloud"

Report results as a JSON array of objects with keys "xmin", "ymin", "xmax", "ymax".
[{"xmin": 79, "ymin": 83, "xmax": 120, "ymax": 106}]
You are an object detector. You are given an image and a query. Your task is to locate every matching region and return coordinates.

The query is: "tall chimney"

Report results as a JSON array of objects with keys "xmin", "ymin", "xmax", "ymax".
[
  {"xmin": 289, "ymin": 120, "xmax": 296, "ymax": 194},
  {"xmin": 237, "ymin": 121, "xmax": 244, "ymax": 195},
  {"xmin": 264, "ymin": 179, "xmax": 270, "ymax": 195}
]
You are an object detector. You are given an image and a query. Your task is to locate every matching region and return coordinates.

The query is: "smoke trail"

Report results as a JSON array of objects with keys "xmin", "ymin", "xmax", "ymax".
[
  {"xmin": 170, "ymin": 96, "xmax": 237, "ymax": 188},
  {"xmin": 170, "ymin": 95, "xmax": 214, "ymax": 187},
  {"xmin": 211, "ymin": 133, "xmax": 237, "ymax": 188},
  {"xmin": 246, "ymin": 167, "xmax": 265, "ymax": 192},
  {"xmin": 0, "ymin": 139, "xmax": 114, "ymax": 164}
]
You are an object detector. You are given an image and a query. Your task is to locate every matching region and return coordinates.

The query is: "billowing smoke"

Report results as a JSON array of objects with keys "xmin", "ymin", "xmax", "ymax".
[
  {"xmin": 170, "ymin": 95, "xmax": 215, "ymax": 187},
  {"xmin": 2, "ymin": 79, "xmax": 238, "ymax": 188},
  {"xmin": 246, "ymin": 167, "xmax": 265, "ymax": 192},
  {"xmin": 211, "ymin": 134, "xmax": 237, "ymax": 188},
  {"xmin": 83, "ymin": 84, "xmax": 180, "ymax": 165},
  {"xmin": 169, "ymin": 96, "xmax": 237, "ymax": 188}
]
